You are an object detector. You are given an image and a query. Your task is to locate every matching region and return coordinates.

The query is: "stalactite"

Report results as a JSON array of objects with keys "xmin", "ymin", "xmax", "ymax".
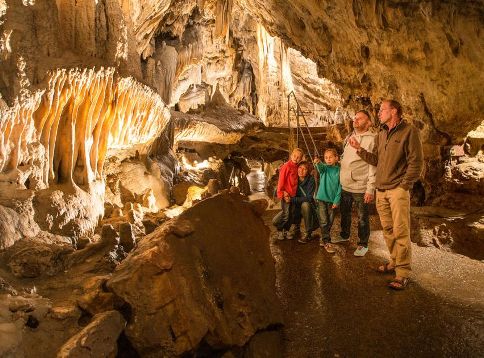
[
  {"xmin": 0, "ymin": 67, "xmax": 170, "ymax": 190},
  {"xmin": 133, "ymin": 0, "xmax": 172, "ymax": 57},
  {"xmin": 280, "ymin": 42, "xmax": 294, "ymax": 94},
  {"xmin": 215, "ymin": 0, "xmax": 233, "ymax": 39}
]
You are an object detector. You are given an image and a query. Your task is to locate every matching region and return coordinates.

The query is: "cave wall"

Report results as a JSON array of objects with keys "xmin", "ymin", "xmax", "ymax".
[{"xmin": 240, "ymin": 0, "xmax": 483, "ymax": 141}]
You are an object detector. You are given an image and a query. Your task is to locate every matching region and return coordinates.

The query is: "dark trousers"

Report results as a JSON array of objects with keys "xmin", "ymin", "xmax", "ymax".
[
  {"xmin": 317, "ymin": 200, "xmax": 335, "ymax": 243},
  {"xmin": 293, "ymin": 202, "xmax": 319, "ymax": 234},
  {"xmin": 340, "ymin": 190, "xmax": 370, "ymax": 247},
  {"xmin": 272, "ymin": 200, "xmax": 293, "ymax": 231}
]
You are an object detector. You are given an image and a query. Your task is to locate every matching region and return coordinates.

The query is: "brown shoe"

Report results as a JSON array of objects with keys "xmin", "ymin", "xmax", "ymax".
[{"xmin": 388, "ymin": 277, "xmax": 410, "ymax": 290}]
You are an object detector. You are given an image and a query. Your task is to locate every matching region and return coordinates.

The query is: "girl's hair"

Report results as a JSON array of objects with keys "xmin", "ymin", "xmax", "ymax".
[{"xmin": 324, "ymin": 148, "xmax": 339, "ymax": 157}]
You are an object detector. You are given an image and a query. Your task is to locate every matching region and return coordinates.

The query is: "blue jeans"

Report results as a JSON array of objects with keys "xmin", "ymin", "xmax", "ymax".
[
  {"xmin": 340, "ymin": 190, "xmax": 370, "ymax": 247},
  {"xmin": 293, "ymin": 201, "xmax": 319, "ymax": 234},
  {"xmin": 317, "ymin": 200, "xmax": 335, "ymax": 243},
  {"xmin": 272, "ymin": 200, "xmax": 293, "ymax": 231}
]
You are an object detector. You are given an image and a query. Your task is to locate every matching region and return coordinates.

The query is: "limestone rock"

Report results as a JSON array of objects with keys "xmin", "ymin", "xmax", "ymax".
[
  {"xmin": 249, "ymin": 199, "xmax": 269, "ymax": 217},
  {"xmin": 244, "ymin": 331, "xmax": 284, "ymax": 358},
  {"xmin": 119, "ymin": 223, "xmax": 136, "ymax": 252},
  {"xmin": 4, "ymin": 239, "xmax": 74, "ymax": 278},
  {"xmin": 172, "ymin": 181, "xmax": 192, "ymax": 206},
  {"xmin": 75, "ymin": 237, "xmax": 91, "ymax": 250},
  {"xmin": 50, "ymin": 305, "xmax": 81, "ymax": 322},
  {"xmin": 107, "ymin": 195, "xmax": 282, "ymax": 356},
  {"xmin": 116, "ymin": 161, "xmax": 170, "ymax": 211},
  {"xmin": 77, "ymin": 276, "xmax": 121, "ymax": 316},
  {"xmin": 142, "ymin": 219, "xmax": 158, "ymax": 235},
  {"xmin": 100, "ymin": 225, "xmax": 119, "ymax": 247},
  {"xmin": 0, "ymin": 277, "xmax": 17, "ymax": 296},
  {"xmin": 229, "ymin": 186, "xmax": 240, "ymax": 194},
  {"xmin": 168, "ymin": 218, "xmax": 195, "ymax": 238},
  {"xmin": 57, "ymin": 310, "xmax": 126, "ymax": 358},
  {"xmin": 207, "ymin": 178, "xmax": 220, "ymax": 195}
]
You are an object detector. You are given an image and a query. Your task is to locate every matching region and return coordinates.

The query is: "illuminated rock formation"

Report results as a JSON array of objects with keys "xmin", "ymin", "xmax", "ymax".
[
  {"xmin": 0, "ymin": 67, "xmax": 170, "ymax": 241},
  {"xmin": 0, "ymin": 67, "xmax": 169, "ymax": 189}
]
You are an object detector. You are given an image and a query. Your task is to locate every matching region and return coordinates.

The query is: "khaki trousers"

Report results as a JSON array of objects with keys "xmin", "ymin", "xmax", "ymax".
[{"xmin": 376, "ymin": 187, "xmax": 411, "ymax": 278}]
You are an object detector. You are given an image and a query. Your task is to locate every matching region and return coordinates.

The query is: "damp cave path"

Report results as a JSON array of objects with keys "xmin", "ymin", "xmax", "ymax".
[
  {"xmin": 260, "ymin": 208, "xmax": 484, "ymax": 358},
  {"xmin": 248, "ymin": 165, "xmax": 484, "ymax": 357}
]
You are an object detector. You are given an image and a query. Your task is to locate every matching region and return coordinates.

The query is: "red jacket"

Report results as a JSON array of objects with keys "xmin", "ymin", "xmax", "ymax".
[{"xmin": 277, "ymin": 160, "xmax": 299, "ymax": 199}]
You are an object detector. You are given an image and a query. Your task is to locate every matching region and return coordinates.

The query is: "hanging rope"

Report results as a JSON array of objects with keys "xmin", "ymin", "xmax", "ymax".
[{"xmin": 287, "ymin": 91, "xmax": 320, "ymax": 161}]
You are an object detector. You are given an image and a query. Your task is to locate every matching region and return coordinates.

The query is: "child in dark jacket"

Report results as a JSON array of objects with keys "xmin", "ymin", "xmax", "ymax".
[
  {"xmin": 273, "ymin": 148, "xmax": 304, "ymax": 240},
  {"xmin": 314, "ymin": 148, "xmax": 342, "ymax": 253},
  {"xmin": 291, "ymin": 161, "xmax": 318, "ymax": 243}
]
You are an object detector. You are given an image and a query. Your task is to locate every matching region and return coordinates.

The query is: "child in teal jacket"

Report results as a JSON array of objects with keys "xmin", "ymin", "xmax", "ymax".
[{"xmin": 314, "ymin": 148, "xmax": 342, "ymax": 253}]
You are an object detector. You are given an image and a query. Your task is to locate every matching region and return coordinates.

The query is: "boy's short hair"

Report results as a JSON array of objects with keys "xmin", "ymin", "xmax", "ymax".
[
  {"xmin": 298, "ymin": 161, "xmax": 310, "ymax": 169},
  {"xmin": 324, "ymin": 148, "xmax": 339, "ymax": 157},
  {"xmin": 292, "ymin": 147, "xmax": 304, "ymax": 155}
]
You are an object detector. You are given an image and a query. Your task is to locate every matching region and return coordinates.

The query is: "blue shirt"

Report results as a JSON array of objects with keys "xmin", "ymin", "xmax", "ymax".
[{"xmin": 291, "ymin": 176, "xmax": 316, "ymax": 205}]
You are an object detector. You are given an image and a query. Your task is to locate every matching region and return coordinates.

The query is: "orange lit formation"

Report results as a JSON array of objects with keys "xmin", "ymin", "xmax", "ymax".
[{"xmin": 0, "ymin": 68, "xmax": 170, "ymax": 190}]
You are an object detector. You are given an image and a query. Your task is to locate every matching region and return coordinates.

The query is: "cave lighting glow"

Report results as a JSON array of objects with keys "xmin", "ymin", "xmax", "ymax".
[{"xmin": 180, "ymin": 156, "xmax": 210, "ymax": 171}]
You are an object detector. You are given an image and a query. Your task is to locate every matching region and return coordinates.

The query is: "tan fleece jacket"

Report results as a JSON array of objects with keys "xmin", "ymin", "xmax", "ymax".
[
  {"xmin": 340, "ymin": 130, "xmax": 376, "ymax": 194},
  {"xmin": 357, "ymin": 120, "xmax": 424, "ymax": 191}
]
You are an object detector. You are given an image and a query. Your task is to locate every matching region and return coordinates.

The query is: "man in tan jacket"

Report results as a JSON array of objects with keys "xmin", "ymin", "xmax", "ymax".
[{"xmin": 348, "ymin": 100, "xmax": 424, "ymax": 290}]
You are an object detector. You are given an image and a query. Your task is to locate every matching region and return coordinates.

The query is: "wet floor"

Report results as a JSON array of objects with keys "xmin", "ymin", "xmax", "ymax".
[{"xmin": 263, "ymin": 209, "xmax": 484, "ymax": 358}]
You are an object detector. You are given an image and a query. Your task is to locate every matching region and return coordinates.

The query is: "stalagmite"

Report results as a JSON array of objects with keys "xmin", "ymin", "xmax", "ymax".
[{"xmin": 155, "ymin": 42, "xmax": 178, "ymax": 106}]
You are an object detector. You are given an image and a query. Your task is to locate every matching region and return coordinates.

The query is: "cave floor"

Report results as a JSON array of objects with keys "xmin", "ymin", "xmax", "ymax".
[{"xmin": 262, "ymin": 209, "xmax": 484, "ymax": 358}]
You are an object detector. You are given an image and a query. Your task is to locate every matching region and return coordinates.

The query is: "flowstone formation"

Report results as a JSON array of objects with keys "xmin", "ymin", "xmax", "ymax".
[{"xmin": 0, "ymin": 67, "xmax": 171, "ymax": 245}]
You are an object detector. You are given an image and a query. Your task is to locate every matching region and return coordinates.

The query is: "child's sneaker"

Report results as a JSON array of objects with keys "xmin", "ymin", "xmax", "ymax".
[
  {"xmin": 287, "ymin": 225, "xmax": 300, "ymax": 240},
  {"xmin": 298, "ymin": 233, "xmax": 311, "ymax": 244},
  {"xmin": 277, "ymin": 230, "xmax": 286, "ymax": 241},
  {"xmin": 354, "ymin": 245, "xmax": 368, "ymax": 257},
  {"xmin": 323, "ymin": 243, "xmax": 336, "ymax": 253}
]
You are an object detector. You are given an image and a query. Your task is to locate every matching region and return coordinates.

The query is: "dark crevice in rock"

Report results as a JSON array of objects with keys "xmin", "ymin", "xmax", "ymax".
[
  {"xmin": 77, "ymin": 308, "xmax": 93, "ymax": 327},
  {"xmin": 116, "ymin": 331, "xmax": 140, "ymax": 358},
  {"xmin": 419, "ymin": 92, "xmax": 451, "ymax": 145}
]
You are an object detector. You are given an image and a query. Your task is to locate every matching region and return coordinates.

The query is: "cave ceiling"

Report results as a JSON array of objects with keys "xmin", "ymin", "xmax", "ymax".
[{"xmin": 0, "ymin": 0, "xmax": 483, "ymax": 142}]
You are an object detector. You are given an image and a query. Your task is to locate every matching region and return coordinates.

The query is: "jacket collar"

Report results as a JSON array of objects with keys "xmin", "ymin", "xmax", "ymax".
[{"xmin": 380, "ymin": 119, "xmax": 405, "ymax": 132}]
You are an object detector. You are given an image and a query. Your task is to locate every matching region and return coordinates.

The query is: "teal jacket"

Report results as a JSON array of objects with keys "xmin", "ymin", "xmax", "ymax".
[{"xmin": 315, "ymin": 163, "xmax": 341, "ymax": 205}]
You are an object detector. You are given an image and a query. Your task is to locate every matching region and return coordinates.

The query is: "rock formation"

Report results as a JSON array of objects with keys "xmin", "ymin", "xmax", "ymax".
[
  {"xmin": 108, "ymin": 193, "xmax": 282, "ymax": 356},
  {"xmin": 0, "ymin": 67, "xmax": 171, "ymax": 244}
]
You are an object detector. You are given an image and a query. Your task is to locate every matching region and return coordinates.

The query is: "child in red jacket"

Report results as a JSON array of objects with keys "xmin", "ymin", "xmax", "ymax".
[{"xmin": 272, "ymin": 148, "xmax": 304, "ymax": 240}]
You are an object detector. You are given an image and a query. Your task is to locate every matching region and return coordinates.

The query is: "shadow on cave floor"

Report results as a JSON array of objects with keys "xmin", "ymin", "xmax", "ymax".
[{"xmin": 262, "ymin": 209, "xmax": 484, "ymax": 358}]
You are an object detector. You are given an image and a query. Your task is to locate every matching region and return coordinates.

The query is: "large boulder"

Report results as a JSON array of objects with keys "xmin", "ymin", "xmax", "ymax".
[{"xmin": 107, "ymin": 193, "xmax": 282, "ymax": 356}]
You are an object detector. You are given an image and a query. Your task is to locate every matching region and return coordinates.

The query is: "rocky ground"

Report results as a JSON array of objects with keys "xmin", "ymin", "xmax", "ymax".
[{"xmin": 263, "ymin": 208, "xmax": 484, "ymax": 357}]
